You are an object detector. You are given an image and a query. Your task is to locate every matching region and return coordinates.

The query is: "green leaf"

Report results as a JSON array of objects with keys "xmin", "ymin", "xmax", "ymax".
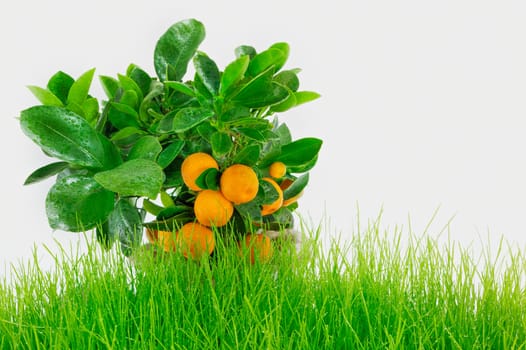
[
  {"xmin": 220, "ymin": 55, "xmax": 249, "ymax": 95},
  {"xmin": 160, "ymin": 191, "xmax": 175, "ymax": 207},
  {"xmin": 46, "ymin": 175, "xmax": 115, "ymax": 232},
  {"xmin": 195, "ymin": 168, "xmax": 219, "ymax": 191},
  {"xmin": 287, "ymin": 154, "xmax": 319, "ymax": 173},
  {"xmin": 274, "ymin": 70, "xmax": 300, "ymax": 92},
  {"xmin": 277, "ymin": 137, "xmax": 322, "ymax": 167},
  {"xmin": 235, "ymin": 45, "xmax": 256, "ymax": 59},
  {"xmin": 20, "ymin": 106, "xmax": 111, "ymax": 169},
  {"xmin": 211, "ymin": 131, "xmax": 233, "ymax": 157},
  {"xmin": 275, "ymin": 123, "xmax": 292, "ymax": 145},
  {"xmin": 120, "ymin": 90, "xmax": 139, "ymax": 109},
  {"xmin": 110, "ymin": 127, "xmax": 147, "ymax": 147},
  {"xmin": 283, "ymin": 173, "xmax": 309, "ymax": 199},
  {"xmin": 235, "ymin": 127, "xmax": 266, "ymax": 142},
  {"xmin": 47, "ymin": 71, "xmax": 75, "ymax": 104},
  {"xmin": 108, "ymin": 102, "xmax": 141, "ymax": 129},
  {"xmin": 157, "ymin": 140, "xmax": 185, "ymax": 168},
  {"xmin": 294, "ymin": 91, "xmax": 321, "ymax": 106},
  {"xmin": 154, "ymin": 19, "xmax": 206, "ymax": 81},
  {"xmin": 233, "ymin": 144, "xmax": 260, "ymax": 166},
  {"xmin": 235, "ymin": 201, "xmax": 262, "ymax": 222},
  {"xmin": 127, "ymin": 64, "xmax": 152, "ymax": 96},
  {"xmin": 82, "ymin": 98, "xmax": 99, "ymax": 125},
  {"xmin": 99, "ymin": 76, "xmax": 120, "ymax": 99},
  {"xmin": 118, "ymin": 74, "xmax": 143, "ymax": 102},
  {"xmin": 193, "ymin": 52, "xmax": 220, "ymax": 95},
  {"xmin": 260, "ymin": 179, "xmax": 279, "ymax": 205},
  {"xmin": 172, "ymin": 107, "xmax": 214, "ymax": 133},
  {"xmin": 196, "ymin": 122, "xmax": 216, "ymax": 141},
  {"xmin": 269, "ymin": 89, "xmax": 296, "ymax": 113},
  {"xmin": 27, "ymin": 86, "xmax": 64, "ymax": 107},
  {"xmin": 23, "ymin": 161, "xmax": 69, "ymax": 185},
  {"xmin": 127, "ymin": 135, "xmax": 162, "ymax": 161},
  {"xmin": 67, "ymin": 68, "xmax": 96, "ymax": 106},
  {"xmin": 143, "ymin": 198, "xmax": 164, "ymax": 216},
  {"xmin": 247, "ymin": 48, "xmax": 286, "ymax": 77},
  {"xmin": 94, "ymin": 159, "xmax": 165, "ymax": 198},
  {"xmin": 108, "ymin": 199, "xmax": 143, "ymax": 256},
  {"xmin": 231, "ymin": 67, "xmax": 289, "ymax": 108},
  {"xmin": 269, "ymin": 42, "xmax": 289, "ymax": 71},
  {"xmin": 164, "ymin": 81, "xmax": 196, "ymax": 97}
]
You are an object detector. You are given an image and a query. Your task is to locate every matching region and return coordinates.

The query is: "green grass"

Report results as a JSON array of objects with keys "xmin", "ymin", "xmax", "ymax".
[{"xmin": 0, "ymin": 219, "xmax": 525, "ymax": 349}]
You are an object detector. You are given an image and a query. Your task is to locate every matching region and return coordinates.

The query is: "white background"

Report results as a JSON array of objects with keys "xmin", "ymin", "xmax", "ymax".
[{"xmin": 1, "ymin": 0, "xmax": 526, "ymax": 276}]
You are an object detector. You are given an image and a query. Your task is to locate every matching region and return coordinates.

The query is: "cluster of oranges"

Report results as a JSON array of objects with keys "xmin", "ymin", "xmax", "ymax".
[{"xmin": 146, "ymin": 152, "xmax": 300, "ymax": 262}]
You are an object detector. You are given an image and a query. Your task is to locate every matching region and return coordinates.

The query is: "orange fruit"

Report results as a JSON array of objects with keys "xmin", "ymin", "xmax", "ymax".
[
  {"xmin": 194, "ymin": 189, "xmax": 234, "ymax": 227},
  {"xmin": 240, "ymin": 234, "xmax": 273, "ymax": 264},
  {"xmin": 181, "ymin": 152, "xmax": 219, "ymax": 191},
  {"xmin": 157, "ymin": 230, "xmax": 177, "ymax": 252},
  {"xmin": 220, "ymin": 164, "xmax": 259, "ymax": 204},
  {"xmin": 269, "ymin": 161, "xmax": 286, "ymax": 179},
  {"xmin": 261, "ymin": 177, "xmax": 283, "ymax": 216},
  {"xmin": 145, "ymin": 227, "xmax": 159, "ymax": 243},
  {"xmin": 176, "ymin": 222, "xmax": 215, "ymax": 260}
]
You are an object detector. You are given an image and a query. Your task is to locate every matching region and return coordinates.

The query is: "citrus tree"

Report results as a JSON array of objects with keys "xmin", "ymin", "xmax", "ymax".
[{"xmin": 20, "ymin": 19, "xmax": 322, "ymax": 257}]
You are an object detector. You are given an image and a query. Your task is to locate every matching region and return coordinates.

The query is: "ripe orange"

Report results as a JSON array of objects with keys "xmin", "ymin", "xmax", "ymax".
[
  {"xmin": 269, "ymin": 161, "xmax": 286, "ymax": 179},
  {"xmin": 176, "ymin": 222, "xmax": 215, "ymax": 260},
  {"xmin": 181, "ymin": 152, "xmax": 219, "ymax": 191},
  {"xmin": 157, "ymin": 230, "xmax": 177, "ymax": 252},
  {"xmin": 240, "ymin": 233, "xmax": 273, "ymax": 264},
  {"xmin": 261, "ymin": 177, "xmax": 283, "ymax": 216},
  {"xmin": 220, "ymin": 164, "xmax": 259, "ymax": 204},
  {"xmin": 194, "ymin": 189, "xmax": 234, "ymax": 227}
]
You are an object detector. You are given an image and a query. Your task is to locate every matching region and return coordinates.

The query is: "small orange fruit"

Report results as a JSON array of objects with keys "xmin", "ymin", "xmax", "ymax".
[
  {"xmin": 176, "ymin": 222, "xmax": 215, "ymax": 260},
  {"xmin": 194, "ymin": 189, "xmax": 234, "ymax": 227},
  {"xmin": 240, "ymin": 234, "xmax": 273, "ymax": 264},
  {"xmin": 181, "ymin": 152, "xmax": 219, "ymax": 191},
  {"xmin": 269, "ymin": 161, "xmax": 286, "ymax": 179},
  {"xmin": 261, "ymin": 177, "xmax": 283, "ymax": 216},
  {"xmin": 220, "ymin": 164, "xmax": 259, "ymax": 204},
  {"xmin": 157, "ymin": 230, "xmax": 177, "ymax": 252}
]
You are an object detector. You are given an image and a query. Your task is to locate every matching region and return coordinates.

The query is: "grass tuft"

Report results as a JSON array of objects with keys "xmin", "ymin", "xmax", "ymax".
[{"xmin": 0, "ymin": 221, "xmax": 525, "ymax": 349}]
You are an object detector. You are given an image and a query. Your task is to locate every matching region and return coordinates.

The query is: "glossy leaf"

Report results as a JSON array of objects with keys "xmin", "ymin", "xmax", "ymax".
[
  {"xmin": 67, "ymin": 68, "xmax": 96, "ymax": 106},
  {"xmin": 277, "ymin": 137, "xmax": 322, "ymax": 167},
  {"xmin": 231, "ymin": 68, "xmax": 289, "ymax": 108},
  {"xmin": 20, "ymin": 106, "xmax": 112, "ymax": 169},
  {"xmin": 157, "ymin": 140, "xmax": 185, "ymax": 168},
  {"xmin": 235, "ymin": 45, "xmax": 256, "ymax": 59},
  {"xmin": 164, "ymin": 81, "xmax": 196, "ymax": 97},
  {"xmin": 260, "ymin": 180, "xmax": 279, "ymax": 205},
  {"xmin": 154, "ymin": 19, "xmax": 206, "ymax": 81},
  {"xmin": 46, "ymin": 175, "xmax": 115, "ymax": 232},
  {"xmin": 220, "ymin": 55, "xmax": 249, "ymax": 95},
  {"xmin": 269, "ymin": 42, "xmax": 290, "ymax": 71},
  {"xmin": 27, "ymin": 86, "xmax": 63, "ymax": 107},
  {"xmin": 82, "ymin": 98, "xmax": 99, "ymax": 125},
  {"xmin": 108, "ymin": 102, "xmax": 141, "ymax": 129},
  {"xmin": 294, "ymin": 91, "xmax": 321, "ymax": 106},
  {"xmin": 233, "ymin": 144, "xmax": 260, "ymax": 166},
  {"xmin": 172, "ymin": 107, "xmax": 214, "ymax": 133},
  {"xmin": 274, "ymin": 70, "xmax": 300, "ymax": 92},
  {"xmin": 195, "ymin": 168, "xmax": 219, "ymax": 191},
  {"xmin": 99, "ymin": 76, "xmax": 120, "ymax": 99},
  {"xmin": 120, "ymin": 90, "xmax": 139, "ymax": 109},
  {"xmin": 94, "ymin": 159, "xmax": 165, "ymax": 198},
  {"xmin": 275, "ymin": 123, "xmax": 292, "ymax": 144},
  {"xmin": 127, "ymin": 64, "xmax": 152, "ymax": 96},
  {"xmin": 118, "ymin": 74, "xmax": 143, "ymax": 102},
  {"xmin": 24, "ymin": 161, "xmax": 69, "ymax": 185},
  {"xmin": 211, "ymin": 131, "xmax": 233, "ymax": 156},
  {"xmin": 193, "ymin": 52, "xmax": 220, "ymax": 95},
  {"xmin": 108, "ymin": 199, "xmax": 143, "ymax": 256},
  {"xmin": 247, "ymin": 48, "xmax": 286, "ymax": 77},
  {"xmin": 110, "ymin": 127, "xmax": 147, "ymax": 147},
  {"xmin": 283, "ymin": 173, "xmax": 309, "ymax": 199},
  {"xmin": 127, "ymin": 135, "xmax": 162, "ymax": 161},
  {"xmin": 47, "ymin": 71, "xmax": 75, "ymax": 104}
]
